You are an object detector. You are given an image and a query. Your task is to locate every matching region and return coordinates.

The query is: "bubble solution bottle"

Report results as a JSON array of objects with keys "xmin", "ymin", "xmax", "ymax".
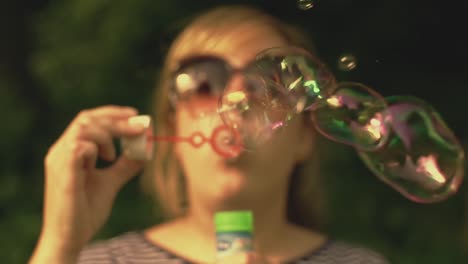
[{"xmin": 215, "ymin": 211, "xmax": 254, "ymax": 262}]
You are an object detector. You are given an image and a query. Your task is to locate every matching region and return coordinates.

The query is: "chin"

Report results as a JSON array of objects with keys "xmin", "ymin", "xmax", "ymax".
[
  {"xmin": 209, "ymin": 169, "xmax": 251, "ymax": 201},
  {"xmin": 188, "ymin": 164, "xmax": 259, "ymax": 206}
]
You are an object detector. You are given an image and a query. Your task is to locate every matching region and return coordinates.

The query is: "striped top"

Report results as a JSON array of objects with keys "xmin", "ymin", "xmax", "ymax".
[{"xmin": 77, "ymin": 231, "xmax": 389, "ymax": 264}]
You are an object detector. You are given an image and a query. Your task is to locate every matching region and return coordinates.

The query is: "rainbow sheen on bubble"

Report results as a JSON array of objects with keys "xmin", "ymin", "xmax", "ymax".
[
  {"xmin": 218, "ymin": 75, "xmax": 289, "ymax": 151},
  {"xmin": 218, "ymin": 46, "xmax": 336, "ymax": 150},
  {"xmin": 254, "ymin": 46, "xmax": 336, "ymax": 115},
  {"xmin": 311, "ymin": 82, "xmax": 390, "ymax": 151},
  {"xmin": 358, "ymin": 96, "xmax": 465, "ymax": 202}
]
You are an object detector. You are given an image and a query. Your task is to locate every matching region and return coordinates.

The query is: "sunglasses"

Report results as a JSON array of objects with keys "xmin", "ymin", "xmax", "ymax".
[{"xmin": 169, "ymin": 55, "xmax": 287, "ymax": 106}]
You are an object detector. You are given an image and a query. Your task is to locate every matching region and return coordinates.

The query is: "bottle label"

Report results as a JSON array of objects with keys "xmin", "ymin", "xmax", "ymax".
[{"xmin": 216, "ymin": 231, "xmax": 253, "ymax": 257}]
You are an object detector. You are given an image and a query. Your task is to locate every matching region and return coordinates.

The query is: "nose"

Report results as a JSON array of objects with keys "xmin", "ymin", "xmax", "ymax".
[
  {"xmin": 219, "ymin": 72, "xmax": 251, "ymax": 113},
  {"xmin": 219, "ymin": 73, "xmax": 250, "ymax": 116},
  {"xmin": 224, "ymin": 74, "xmax": 242, "ymax": 92}
]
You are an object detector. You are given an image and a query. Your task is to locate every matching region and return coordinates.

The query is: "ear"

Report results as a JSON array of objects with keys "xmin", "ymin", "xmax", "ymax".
[{"xmin": 294, "ymin": 116, "xmax": 315, "ymax": 162}]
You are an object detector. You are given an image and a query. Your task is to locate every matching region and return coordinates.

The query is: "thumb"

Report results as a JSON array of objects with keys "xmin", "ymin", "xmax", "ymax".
[{"xmin": 102, "ymin": 156, "xmax": 144, "ymax": 192}]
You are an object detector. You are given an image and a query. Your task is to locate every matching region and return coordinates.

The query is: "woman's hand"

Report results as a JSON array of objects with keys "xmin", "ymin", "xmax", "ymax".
[{"xmin": 30, "ymin": 105, "xmax": 146, "ymax": 264}]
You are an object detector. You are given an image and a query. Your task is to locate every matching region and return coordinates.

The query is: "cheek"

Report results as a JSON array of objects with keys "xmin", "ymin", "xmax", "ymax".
[
  {"xmin": 175, "ymin": 107, "xmax": 223, "ymax": 136},
  {"xmin": 257, "ymin": 119, "xmax": 307, "ymax": 162},
  {"xmin": 178, "ymin": 98, "xmax": 219, "ymax": 117},
  {"xmin": 174, "ymin": 108, "xmax": 225, "ymax": 160}
]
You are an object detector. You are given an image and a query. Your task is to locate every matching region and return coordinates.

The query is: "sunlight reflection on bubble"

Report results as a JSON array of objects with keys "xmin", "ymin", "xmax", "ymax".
[
  {"xmin": 297, "ymin": 0, "xmax": 315, "ymax": 10},
  {"xmin": 338, "ymin": 54, "xmax": 358, "ymax": 71}
]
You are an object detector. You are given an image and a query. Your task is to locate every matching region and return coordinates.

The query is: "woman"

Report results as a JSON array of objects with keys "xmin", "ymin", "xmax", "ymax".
[{"xmin": 30, "ymin": 5, "xmax": 389, "ymax": 264}]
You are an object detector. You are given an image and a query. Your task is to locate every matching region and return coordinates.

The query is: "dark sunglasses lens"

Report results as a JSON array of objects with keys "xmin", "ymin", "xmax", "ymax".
[{"xmin": 174, "ymin": 59, "xmax": 230, "ymax": 100}]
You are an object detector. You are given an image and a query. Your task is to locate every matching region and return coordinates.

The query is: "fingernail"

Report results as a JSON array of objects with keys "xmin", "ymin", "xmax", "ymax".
[
  {"xmin": 128, "ymin": 115, "xmax": 151, "ymax": 129},
  {"xmin": 128, "ymin": 115, "xmax": 151, "ymax": 127},
  {"xmin": 124, "ymin": 106, "xmax": 138, "ymax": 114}
]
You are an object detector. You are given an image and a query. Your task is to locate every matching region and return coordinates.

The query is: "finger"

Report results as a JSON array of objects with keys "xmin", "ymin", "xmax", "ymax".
[
  {"xmin": 81, "ymin": 105, "xmax": 138, "ymax": 119},
  {"xmin": 92, "ymin": 119, "xmax": 148, "ymax": 161},
  {"xmin": 99, "ymin": 155, "xmax": 144, "ymax": 192},
  {"xmin": 70, "ymin": 106, "xmax": 142, "ymax": 136},
  {"xmin": 78, "ymin": 114, "xmax": 147, "ymax": 138},
  {"xmin": 68, "ymin": 116, "xmax": 145, "ymax": 161},
  {"xmin": 66, "ymin": 117, "xmax": 115, "ymax": 161},
  {"xmin": 65, "ymin": 140, "xmax": 97, "ymax": 170},
  {"xmin": 81, "ymin": 125, "xmax": 116, "ymax": 161},
  {"xmin": 63, "ymin": 140, "xmax": 98, "ymax": 191},
  {"xmin": 106, "ymin": 119, "xmax": 147, "ymax": 137}
]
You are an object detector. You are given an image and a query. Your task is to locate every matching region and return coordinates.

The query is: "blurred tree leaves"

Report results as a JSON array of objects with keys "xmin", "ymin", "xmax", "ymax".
[
  {"xmin": 0, "ymin": 77, "xmax": 41, "ymax": 263},
  {"xmin": 32, "ymin": 0, "xmax": 175, "ymax": 111},
  {"xmin": 1, "ymin": 0, "xmax": 187, "ymax": 262}
]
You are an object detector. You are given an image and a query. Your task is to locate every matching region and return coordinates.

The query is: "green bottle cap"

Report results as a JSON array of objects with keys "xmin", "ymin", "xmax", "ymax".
[{"xmin": 214, "ymin": 211, "xmax": 253, "ymax": 232}]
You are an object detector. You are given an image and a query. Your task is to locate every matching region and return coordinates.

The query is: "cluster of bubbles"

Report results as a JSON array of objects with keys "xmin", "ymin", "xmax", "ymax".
[{"xmin": 217, "ymin": 46, "xmax": 465, "ymax": 203}]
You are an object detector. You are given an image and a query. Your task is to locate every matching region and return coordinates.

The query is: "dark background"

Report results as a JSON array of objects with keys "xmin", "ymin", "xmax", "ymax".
[{"xmin": 1, "ymin": 0, "xmax": 467, "ymax": 263}]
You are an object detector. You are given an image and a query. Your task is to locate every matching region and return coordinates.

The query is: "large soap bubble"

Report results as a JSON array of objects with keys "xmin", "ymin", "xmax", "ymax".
[
  {"xmin": 218, "ymin": 46, "xmax": 336, "ymax": 151},
  {"xmin": 358, "ymin": 96, "xmax": 465, "ymax": 202}
]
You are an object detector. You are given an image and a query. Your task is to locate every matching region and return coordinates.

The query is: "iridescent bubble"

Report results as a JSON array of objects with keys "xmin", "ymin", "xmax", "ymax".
[
  {"xmin": 358, "ymin": 96, "xmax": 465, "ymax": 203},
  {"xmin": 311, "ymin": 82, "xmax": 390, "ymax": 151},
  {"xmin": 297, "ymin": 0, "xmax": 315, "ymax": 10},
  {"xmin": 218, "ymin": 46, "xmax": 336, "ymax": 151},
  {"xmin": 338, "ymin": 54, "xmax": 357, "ymax": 71},
  {"xmin": 218, "ymin": 75, "xmax": 290, "ymax": 152},
  {"xmin": 253, "ymin": 46, "xmax": 336, "ymax": 114}
]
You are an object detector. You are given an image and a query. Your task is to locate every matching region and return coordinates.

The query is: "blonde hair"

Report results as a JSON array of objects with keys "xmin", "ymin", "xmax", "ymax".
[{"xmin": 142, "ymin": 5, "xmax": 327, "ymax": 230}]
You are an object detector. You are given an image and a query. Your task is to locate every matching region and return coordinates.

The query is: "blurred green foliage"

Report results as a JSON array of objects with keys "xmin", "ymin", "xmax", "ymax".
[{"xmin": 0, "ymin": 0, "xmax": 467, "ymax": 263}]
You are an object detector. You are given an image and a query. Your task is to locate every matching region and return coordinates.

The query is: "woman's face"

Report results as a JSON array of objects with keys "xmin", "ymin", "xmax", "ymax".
[{"xmin": 173, "ymin": 25, "xmax": 314, "ymax": 206}]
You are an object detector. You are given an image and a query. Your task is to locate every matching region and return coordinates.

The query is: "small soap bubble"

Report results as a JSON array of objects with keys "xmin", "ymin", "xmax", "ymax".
[
  {"xmin": 297, "ymin": 0, "xmax": 315, "ymax": 10},
  {"xmin": 338, "ymin": 54, "xmax": 358, "ymax": 71}
]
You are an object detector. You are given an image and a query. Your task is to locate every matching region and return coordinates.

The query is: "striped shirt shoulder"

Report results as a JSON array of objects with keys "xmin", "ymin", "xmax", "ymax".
[
  {"xmin": 77, "ymin": 231, "xmax": 389, "ymax": 264},
  {"xmin": 295, "ymin": 240, "xmax": 390, "ymax": 264},
  {"xmin": 78, "ymin": 231, "xmax": 186, "ymax": 264}
]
